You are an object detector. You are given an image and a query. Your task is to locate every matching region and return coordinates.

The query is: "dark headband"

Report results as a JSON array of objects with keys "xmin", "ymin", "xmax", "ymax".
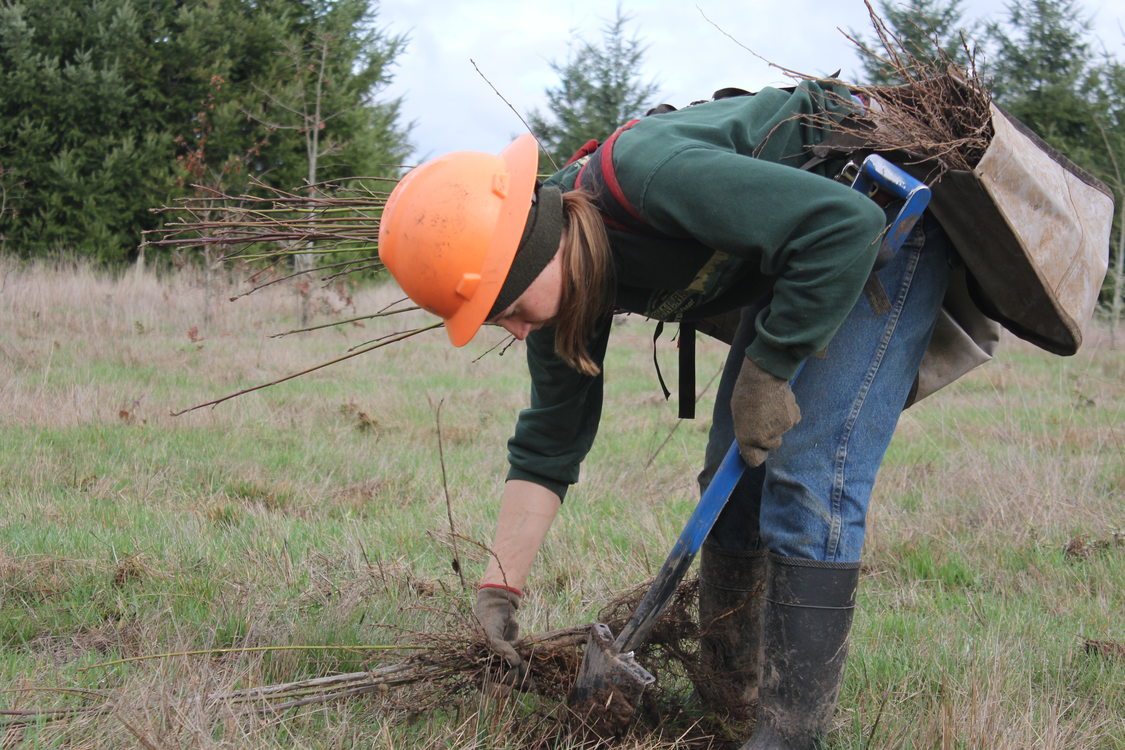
[{"xmin": 488, "ymin": 185, "xmax": 563, "ymax": 319}]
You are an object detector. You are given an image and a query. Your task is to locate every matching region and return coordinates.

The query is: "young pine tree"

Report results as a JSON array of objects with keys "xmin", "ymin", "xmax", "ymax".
[{"xmin": 526, "ymin": 6, "xmax": 658, "ymax": 168}]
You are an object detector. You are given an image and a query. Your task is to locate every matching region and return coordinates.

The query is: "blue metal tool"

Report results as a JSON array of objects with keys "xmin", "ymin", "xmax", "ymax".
[{"xmin": 849, "ymin": 154, "xmax": 931, "ymax": 269}]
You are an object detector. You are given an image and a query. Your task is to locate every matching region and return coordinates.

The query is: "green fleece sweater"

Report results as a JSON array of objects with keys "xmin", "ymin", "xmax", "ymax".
[{"xmin": 507, "ymin": 81, "xmax": 886, "ymax": 499}]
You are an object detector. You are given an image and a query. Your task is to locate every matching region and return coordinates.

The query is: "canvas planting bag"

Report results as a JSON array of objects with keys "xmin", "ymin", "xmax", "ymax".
[{"xmin": 926, "ymin": 102, "xmax": 1113, "ymax": 356}]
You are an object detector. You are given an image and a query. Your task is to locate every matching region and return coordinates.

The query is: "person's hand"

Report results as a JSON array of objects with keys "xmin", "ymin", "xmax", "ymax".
[
  {"xmin": 475, "ymin": 585, "xmax": 529, "ymax": 683},
  {"xmin": 730, "ymin": 356, "xmax": 801, "ymax": 466}
]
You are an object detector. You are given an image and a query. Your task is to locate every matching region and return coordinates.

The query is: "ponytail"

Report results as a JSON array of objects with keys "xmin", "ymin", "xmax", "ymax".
[{"xmin": 553, "ymin": 190, "xmax": 615, "ymax": 376}]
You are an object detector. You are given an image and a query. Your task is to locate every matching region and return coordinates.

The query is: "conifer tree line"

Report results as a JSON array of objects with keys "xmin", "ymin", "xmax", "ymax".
[
  {"xmin": 1, "ymin": 0, "xmax": 1122, "ymax": 310},
  {"xmin": 0, "ymin": 0, "xmax": 410, "ymax": 264}
]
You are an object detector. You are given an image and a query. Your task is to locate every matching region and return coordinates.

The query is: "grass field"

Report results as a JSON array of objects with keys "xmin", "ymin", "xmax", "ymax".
[{"xmin": 0, "ymin": 259, "xmax": 1121, "ymax": 748}]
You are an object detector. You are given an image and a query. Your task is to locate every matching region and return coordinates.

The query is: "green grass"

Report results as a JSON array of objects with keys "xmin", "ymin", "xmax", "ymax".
[{"xmin": 0, "ymin": 260, "xmax": 1121, "ymax": 748}]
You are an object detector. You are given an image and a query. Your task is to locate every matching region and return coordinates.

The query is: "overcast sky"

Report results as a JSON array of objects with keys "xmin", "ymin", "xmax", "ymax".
[{"xmin": 376, "ymin": 0, "xmax": 1124, "ymax": 162}]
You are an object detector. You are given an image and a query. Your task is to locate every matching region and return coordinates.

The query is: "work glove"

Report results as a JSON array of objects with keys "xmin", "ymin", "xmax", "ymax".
[
  {"xmin": 475, "ymin": 585, "xmax": 529, "ymax": 684},
  {"xmin": 730, "ymin": 355, "xmax": 801, "ymax": 467}
]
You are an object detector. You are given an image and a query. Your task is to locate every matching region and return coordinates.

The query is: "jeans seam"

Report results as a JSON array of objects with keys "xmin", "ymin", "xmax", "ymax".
[{"xmin": 825, "ymin": 244, "xmax": 924, "ymax": 559}]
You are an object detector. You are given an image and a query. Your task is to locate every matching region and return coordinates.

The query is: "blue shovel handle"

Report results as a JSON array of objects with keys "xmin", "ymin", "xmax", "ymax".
[
  {"xmin": 850, "ymin": 154, "xmax": 931, "ymax": 269},
  {"xmin": 614, "ymin": 440, "xmax": 745, "ymax": 654}
]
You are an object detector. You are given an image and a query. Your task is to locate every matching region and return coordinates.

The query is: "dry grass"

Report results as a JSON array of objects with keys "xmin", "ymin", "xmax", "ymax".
[
  {"xmin": 868, "ymin": 333, "xmax": 1123, "ymax": 549},
  {"xmin": 0, "ymin": 259, "xmax": 1120, "ymax": 749}
]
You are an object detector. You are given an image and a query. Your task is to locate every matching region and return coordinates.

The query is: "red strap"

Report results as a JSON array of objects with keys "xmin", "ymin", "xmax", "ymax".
[
  {"xmin": 565, "ymin": 138, "xmax": 600, "ymax": 166},
  {"xmin": 574, "ymin": 119, "xmax": 650, "ymax": 236},
  {"xmin": 597, "ymin": 120, "xmax": 645, "ymax": 225},
  {"xmin": 479, "ymin": 583, "xmax": 523, "ymax": 597}
]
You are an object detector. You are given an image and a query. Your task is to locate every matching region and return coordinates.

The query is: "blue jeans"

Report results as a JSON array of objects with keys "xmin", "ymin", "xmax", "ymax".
[{"xmin": 699, "ymin": 214, "xmax": 952, "ymax": 562}]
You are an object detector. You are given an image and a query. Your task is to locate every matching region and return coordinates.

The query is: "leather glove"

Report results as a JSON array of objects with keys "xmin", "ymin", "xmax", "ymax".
[
  {"xmin": 475, "ymin": 585, "xmax": 528, "ymax": 680},
  {"xmin": 730, "ymin": 355, "xmax": 801, "ymax": 467}
]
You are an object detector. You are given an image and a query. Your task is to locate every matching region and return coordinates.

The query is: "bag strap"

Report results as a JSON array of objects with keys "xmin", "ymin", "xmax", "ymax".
[{"xmin": 574, "ymin": 119, "xmax": 654, "ymax": 235}]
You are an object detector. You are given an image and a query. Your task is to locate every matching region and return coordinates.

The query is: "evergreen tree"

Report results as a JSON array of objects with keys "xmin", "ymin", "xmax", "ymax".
[
  {"xmin": 0, "ymin": 0, "xmax": 410, "ymax": 264},
  {"xmin": 0, "ymin": 0, "xmax": 183, "ymax": 261},
  {"xmin": 853, "ymin": 0, "xmax": 979, "ymax": 85},
  {"xmin": 249, "ymin": 0, "xmax": 410, "ymax": 189},
  {"xmin": 527, "ymin": 6, "xmax": 658, "ymax": 168},
  {"xmin": 1087, "ymin": 56, "xmax": 1125, "ymax": 334},
  {"xmin": 1098, "ymin": 59, "xmax": 1125, "ymax": 337},
  {"xmin": 986, "ymin": 0, "xmax": 1092, "ymax": 96},
  {"xmin": 985, "ymin": 0, "xmax": 1099, "ymax": 156},
  {"xmin": 246, "ymin": 0, "xmax": 410, "ymax": 323},
  {"xmin": 985, "ymin": 0, "xmax": 1124, "ymax": 328}
]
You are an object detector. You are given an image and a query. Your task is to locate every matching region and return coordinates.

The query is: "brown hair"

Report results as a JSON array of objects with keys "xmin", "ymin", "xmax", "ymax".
[{"xmin": 553, "ymin": 190, "xmax": 615, "ymax": 376}]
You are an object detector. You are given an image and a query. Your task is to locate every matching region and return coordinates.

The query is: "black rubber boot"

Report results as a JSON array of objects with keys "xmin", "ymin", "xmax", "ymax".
[
  {"xmin": 695, "ymin": 542, "xmax": 768, "ymax": 719},
  {"xmin": 741, "ymin": 554, "xmax": 860, "ymax": 750}
]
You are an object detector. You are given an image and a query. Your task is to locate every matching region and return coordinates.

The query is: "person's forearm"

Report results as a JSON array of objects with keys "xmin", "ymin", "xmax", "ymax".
[{"xmin": 480, "ymin": 479, "xmax": 561, "ymax": 592}]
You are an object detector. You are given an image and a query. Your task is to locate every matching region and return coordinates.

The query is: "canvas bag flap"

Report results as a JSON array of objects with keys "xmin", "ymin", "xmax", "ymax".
[{"xmin": 926, "ymin": 103, "xmax": 1113, "ymax": 355}]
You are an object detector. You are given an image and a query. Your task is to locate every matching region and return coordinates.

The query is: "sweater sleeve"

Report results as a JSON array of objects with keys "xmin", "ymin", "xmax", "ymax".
[
  {"xmin": 505, "ymin": 314, "xmax": 613, "ymax": 500},
  {"xmin": 636, "ymin": 147, "xmax": 885, "ymax": 379}
]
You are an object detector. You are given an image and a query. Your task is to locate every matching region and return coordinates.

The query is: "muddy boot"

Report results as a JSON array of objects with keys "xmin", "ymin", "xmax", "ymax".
[
  {"xmin": 695, "ymin": 542, "xmax": 768, "ymax": 719},
  {"xmin": 741, "ymin": 554, "xmax": 860, "ymax": 750}
]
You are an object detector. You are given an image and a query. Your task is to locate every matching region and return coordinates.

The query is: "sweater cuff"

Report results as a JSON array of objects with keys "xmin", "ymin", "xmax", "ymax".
[
  {"xmin": 506, "ymin": 466, "xmax": 571, "ymax": 502},
  {"xmin": 746, "ymin": 338, "xmax": 804, "ymax": 381}
]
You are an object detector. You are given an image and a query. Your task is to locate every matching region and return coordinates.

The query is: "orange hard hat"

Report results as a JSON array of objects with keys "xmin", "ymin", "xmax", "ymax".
[{"xmin": 379, "ymin": 134, "xmax": 540, "ymax": 346}]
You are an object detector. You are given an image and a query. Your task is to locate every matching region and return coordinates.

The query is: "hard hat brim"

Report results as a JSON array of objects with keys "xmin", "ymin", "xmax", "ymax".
[{"xmin": 444, "ymin": 134, "xmax": 541, "ymax": 346}]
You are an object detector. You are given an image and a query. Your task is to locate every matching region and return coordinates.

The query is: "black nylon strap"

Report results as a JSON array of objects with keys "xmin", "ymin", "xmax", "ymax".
[
  {"xmin": 652, "ymin": 321, "xmax": 672, "ymax": 401},
  {"xmin": 678, "ymin": 322, "xmax": 696, "ymax": 419}
]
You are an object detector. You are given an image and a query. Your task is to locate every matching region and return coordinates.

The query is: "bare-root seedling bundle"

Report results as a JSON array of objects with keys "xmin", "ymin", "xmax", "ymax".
[{"xmin": 1, "ymin": 580, "xmax": 748, "ymax": 749}]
